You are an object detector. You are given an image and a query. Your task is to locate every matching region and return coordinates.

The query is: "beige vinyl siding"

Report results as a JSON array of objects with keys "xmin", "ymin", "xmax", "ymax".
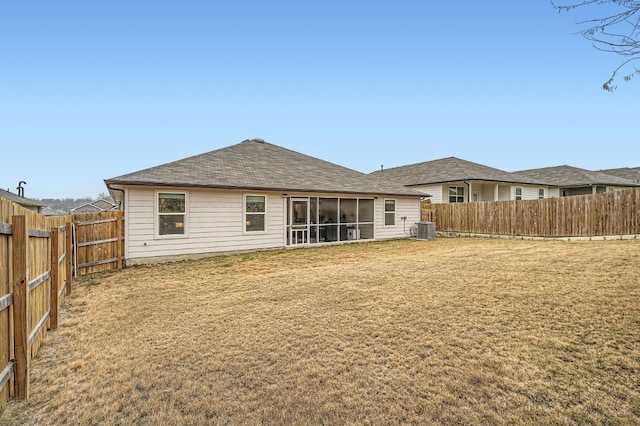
[
  {"xmin": 125, "ymin": 186, "xmax": 285, "ymax": 260},
  {"xmin": 548, "ymin": 187, "xmax": 560, "ymax": 198},
  {"xmin": 375, "ymin": 197, "xmax": 421, "ymax": 240},
  {"xmin": 498, "ymin": 185, "xmax": 511, "ymax": 201},
  {"xmin": 410, "ymin": 184, "xmax": 443, "ymax": 203},
  {"xmin": 478, "ymin": 185, "xmax": 495, "ymax": 201},
  {"xmin": 513, "ymin": 185, "xmax": 546, "ymax": 200}
]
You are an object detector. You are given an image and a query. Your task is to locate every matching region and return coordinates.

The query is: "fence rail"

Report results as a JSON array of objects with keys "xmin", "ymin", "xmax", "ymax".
[{"xmin": 429, "ymin": 188, "xmax": 640, "ymax": 237}]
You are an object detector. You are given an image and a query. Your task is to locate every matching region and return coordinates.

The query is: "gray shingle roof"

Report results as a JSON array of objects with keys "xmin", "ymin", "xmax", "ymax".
[
  {"xmin": 105, "ymin": 139, "xmax": 422, "ymax": 197},
  {"xmin": 0, "ymin": 188, "xmax": 46, "ymax": 208},
  {"xmin": 71, "ymin": 197, "xmax": 119, "ymax": 213},
  {"xmin": 369, "ymin": 156, "xmax": 545, "ymax": 186},
  {"xmin": 514, "ymin": 165, "xmax": 640, "ymax": 187},
  {"xmin": 598, "ymin": 167, "xmax": 640, "ymax": 183}
]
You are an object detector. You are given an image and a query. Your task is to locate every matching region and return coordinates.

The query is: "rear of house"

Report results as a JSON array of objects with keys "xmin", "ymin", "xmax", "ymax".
[{"xmin": 106, "ymin": 140, "xmax": 422, "ymax": 264}]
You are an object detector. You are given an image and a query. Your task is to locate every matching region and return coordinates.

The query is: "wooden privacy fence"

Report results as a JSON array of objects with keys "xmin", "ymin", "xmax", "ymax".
[
  {"xmin": 431, "ymin": 188, "xmax": 640, "ymax": 237},
  {"xmin": 73, "ymin": 211, "xmax": 124, "ymax": 276},
  {"xmin": 0, "ymin": 198, "xmax": 123, "ymax": 411},
  {"xmin": 0, "ymin": 199, "xmax": 73, "ymax": 406},
  {"xmin": 420, "ymin": 199, "xmax": 435, "ymax": 222}
]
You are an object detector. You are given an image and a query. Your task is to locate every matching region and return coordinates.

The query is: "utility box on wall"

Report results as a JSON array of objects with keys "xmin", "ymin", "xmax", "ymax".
[{"xmin": 416, "ymin": 221, "xmax": 436, "ymax": 240}]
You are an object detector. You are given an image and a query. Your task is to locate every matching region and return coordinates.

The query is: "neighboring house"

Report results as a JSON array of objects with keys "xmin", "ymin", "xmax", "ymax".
[
  {"xmin": 370, "ymin": 156, "xmax": 551, "ymax": 203},
  {"xmin": 71, "ymin": 197, "xmax": 119, "ymax": 214},
  {"xmin": 105, "ymin": 139, "xmax": 423, "ymax": 264},
  {"xmin": 513, "ymin": 165, "xmax": 640, "ymax": 197},
  {"xmin": 598, "ymin": 167, "xmax": 640, "ymax": 184},
  {"xmin": 0, "ymin": 188, "xmax": 46, "ymax": 213}
]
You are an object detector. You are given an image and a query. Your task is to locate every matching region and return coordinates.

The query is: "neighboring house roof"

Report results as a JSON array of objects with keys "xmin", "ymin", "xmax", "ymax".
[
  {"xmin": 513, "ymin": 165, "xmax": 640, "ymax": 188},
  {"xmin": 42, "ymin": 207, "xmax": 69, "ymax": 216},
  {"xmin": 598, "ymin": 167, "xmax": 640, "ymax": 184},
  {"xmin": 71, "ymin": 197, "xmax": 119, "ymax": 213},
  {"xmin": 0, "ymin": 188, "xmax": 46, "ymax": 208},
  {"xmin": 369, "ymin": 156, "xmax": 545, "ymax": 186},
  {"xmin": 105, "ymin": 139, "xmax": 422, "ymax": 197}
]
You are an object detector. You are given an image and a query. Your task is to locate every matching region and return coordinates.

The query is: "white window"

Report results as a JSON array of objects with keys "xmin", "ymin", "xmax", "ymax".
[
  {"xmin": 515, "ymin": 187, "xmax": 523, "ymax": 201},
  {"xmin": 538, "ymin": 188, "xmax": 545, "ymax": 199},
  {"xmin": 245, "ymin": 194, "xmax": 266, "ymax": 232},
  {"xmin": 384, "ymin": 199, "xmax": 396, "ymax": 226},
  {"xmin": 157, "ymin": 192, "xmax": 187, "ymax": 237},
  {"xmin": 449, "ymin": 186, "xmax": 464, "ymax": 203}
]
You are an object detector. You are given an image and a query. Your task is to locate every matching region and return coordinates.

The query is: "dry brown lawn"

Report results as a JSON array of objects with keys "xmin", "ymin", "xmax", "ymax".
[{"xmin": 2, "ymin": 238, "xmax": 639, "ymax": 425}]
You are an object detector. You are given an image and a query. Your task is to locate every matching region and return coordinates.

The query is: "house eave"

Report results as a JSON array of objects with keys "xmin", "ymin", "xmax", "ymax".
[
  {"xmin": 407, "ymin": 178, "xmax": 549, "ymax": 187},
  {"xmin": 104, "ymin": 180, "xmax": 422, "ymax": 198}
]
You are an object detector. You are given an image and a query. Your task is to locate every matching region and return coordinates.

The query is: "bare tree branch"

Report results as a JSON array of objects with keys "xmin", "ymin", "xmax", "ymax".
[{"xmin": 552, "ymin": 0, "xmax": 640, "ymax": 90}]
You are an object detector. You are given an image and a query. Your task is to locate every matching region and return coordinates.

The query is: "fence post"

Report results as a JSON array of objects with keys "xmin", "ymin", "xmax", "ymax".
[
  {"xmin": 50, "ymin": 227, "xmax": 59, "ymax": 330},
  {"xmin": 116, "ymin": 214, "xmax": 123, "ymax": 269},
  {"xmin": 65, "ymin": 221, "xmax": 73, "ymax": 295},
  {"xmin": 11, "ymin": 215, "xmax": 29, "ymax": 399}
]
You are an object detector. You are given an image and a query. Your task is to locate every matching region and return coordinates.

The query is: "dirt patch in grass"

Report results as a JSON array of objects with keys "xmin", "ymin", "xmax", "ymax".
[{"xmin": 3, "ymin": 238, "xmax": 639, "ymax": 425}]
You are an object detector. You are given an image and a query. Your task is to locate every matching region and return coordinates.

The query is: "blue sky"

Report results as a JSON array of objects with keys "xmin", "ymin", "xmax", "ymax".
[{"xmin": 1, "ymin": 1, "xmax": 637, "ymax": 199}]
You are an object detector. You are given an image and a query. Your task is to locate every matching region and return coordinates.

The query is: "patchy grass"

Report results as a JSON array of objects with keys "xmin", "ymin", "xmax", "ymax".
[{"xmin": 2, "ymin": 238, "xmax": 639, "ymax": 425}]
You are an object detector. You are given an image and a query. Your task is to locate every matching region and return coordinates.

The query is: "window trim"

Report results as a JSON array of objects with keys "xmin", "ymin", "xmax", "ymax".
[
  {"xmin": 155, "ymin": 190, "xmax": 188, "ymax": 239},
  {"xmin": 448, "ymin": 186, "xmax": 465, "ymax": 203},
  {"xmin": 515, "ymin": 186, "xmax": 523, "ymax": 201},
  {"xmin": 384, "ymin": 199, "xmax": 396, "ymax": 227},
  {"xmin": 244, "ymin": 193, "xmax": 267, "ymax": 234}
]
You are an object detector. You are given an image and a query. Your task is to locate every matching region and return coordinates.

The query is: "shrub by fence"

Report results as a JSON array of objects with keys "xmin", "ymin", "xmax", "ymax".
[{"xmin": 430, "ymin": 188, "xmax": 640, "ymax": 237}]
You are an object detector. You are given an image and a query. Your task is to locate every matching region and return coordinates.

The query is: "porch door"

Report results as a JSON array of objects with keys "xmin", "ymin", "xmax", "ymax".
[{"xmin": 289, "ymin": 198, "xmax": 309, "ymax": 245}]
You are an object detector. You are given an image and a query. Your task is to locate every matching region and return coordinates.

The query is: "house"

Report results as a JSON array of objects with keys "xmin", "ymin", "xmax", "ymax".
[
  {"xmin": 104, "ymin": 139, "xmax": 423, "ymax": 265},
  {"xmin": 513, "ymin": 165, "xmax": 640, "ymax": 197},
  {"xmin": 598, "ymin": 167, "xmax": 640, "ymax": 184},
  {"xmin": 369, "ymin": 156, "xmax": 551, "ymax": 203},
  {"xmin": 0, "ymin": 188, "xmax": 46, "ymax": 213},
  {"xmin": 71, "ymin": 197, "xmax": 119, "ymax": 214}
]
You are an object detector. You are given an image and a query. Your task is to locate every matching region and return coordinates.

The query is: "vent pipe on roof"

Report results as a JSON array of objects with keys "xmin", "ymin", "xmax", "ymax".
[
  {"xmin": 381, "ymin": 165, "xmax": 384, "ymax": 171},
  {"xmin": 17, "ymin": 181, "xmax": 26, "ymax": 197}
]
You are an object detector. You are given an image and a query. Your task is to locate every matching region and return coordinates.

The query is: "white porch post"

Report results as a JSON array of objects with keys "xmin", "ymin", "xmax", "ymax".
[
  {"xmin": 494, "ymin": 184, "xmax": 499, "ymax": 201},
  {"xmin": 468, "ymin": 182, "xmax": 472, "ymax": 202}
]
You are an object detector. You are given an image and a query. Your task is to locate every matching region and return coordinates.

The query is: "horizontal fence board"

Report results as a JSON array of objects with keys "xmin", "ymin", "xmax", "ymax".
[
  {"xmin": 0, "ymin": 222, "xmax": 11, "ymax": 235},
  {"xmin": 76, "ymin": 237, "xmax": 118, "ymax": 248},
  {"xmin": 58, "ymin": 253, "xmax": 66, "ymax": 265},
  {"xmin": 58, "ymin": 281, "xmax": 66, "ymax": 298},
  {"xmin": 78, "ymin": 257, "xmax": 120, "ymax": 269},
  {"xmin": 28, "ymin": 229, "xmax": 50, "ymax": 238},
  {"xmin": 75, "ymin": 218, "xmax": 118, "ymax": 226},
  {"xmin": 0, "ymin": 362, "xmax": 13, "ymax": 390},
  {"xmin": 0, "ymin": 294, "xmax": 12, "ymax": 312},
  {"xmin": 28, "ymin": 271, "xmax": 51, "ymax": 292},
  {"xmin": 28, "ymin": 311, "xmax": 50, "ymax": 347}
]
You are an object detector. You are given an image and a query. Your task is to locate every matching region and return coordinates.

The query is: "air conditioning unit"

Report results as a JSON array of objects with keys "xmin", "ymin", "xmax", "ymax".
[{"xmin": 416, "ymin": 221, "xmax": 436, "ymax": 240}]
